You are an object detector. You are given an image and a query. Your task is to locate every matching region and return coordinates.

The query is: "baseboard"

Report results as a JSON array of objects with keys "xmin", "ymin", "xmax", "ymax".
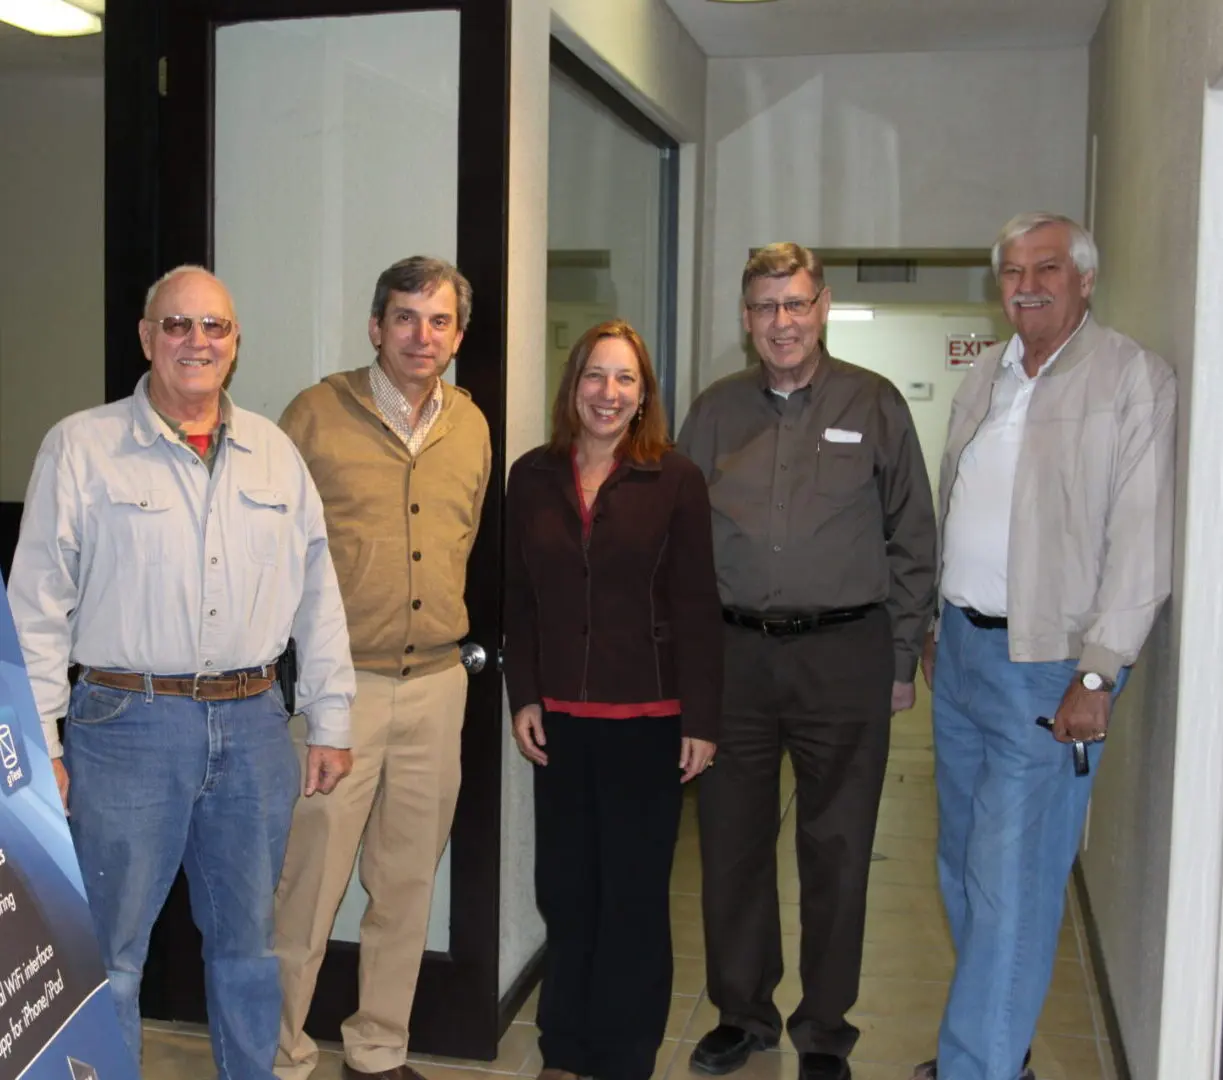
[
  {"xmin": 497, "ymin": 944, "xmax": 545, "ymax": 1035},
  {"xmin": 1073, "ymin": 860, "xmax": 1132, "ymax": 1080}
]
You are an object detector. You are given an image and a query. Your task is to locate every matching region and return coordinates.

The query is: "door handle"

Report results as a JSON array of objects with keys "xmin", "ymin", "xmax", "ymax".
[{"xmin": 460, "ymin": 642, "xmax": 487, "ymax": 674}]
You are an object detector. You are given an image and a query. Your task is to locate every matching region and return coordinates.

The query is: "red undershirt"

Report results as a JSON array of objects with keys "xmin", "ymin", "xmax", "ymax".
[
  {"xmin": 541, "ymin": 448, "xmax": 681, "ymax": 721},
  {"xmin": 184, "ymin": 433, "xmax": 213, "ymax": 458}
]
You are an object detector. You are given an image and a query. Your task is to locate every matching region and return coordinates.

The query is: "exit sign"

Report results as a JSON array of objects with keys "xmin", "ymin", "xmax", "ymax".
[{"xmin": 946, "ymin": 334, "xmax": 999, "ymax": 370}]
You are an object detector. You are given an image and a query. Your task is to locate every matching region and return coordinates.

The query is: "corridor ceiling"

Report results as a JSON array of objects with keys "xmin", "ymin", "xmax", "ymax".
[{"xmin": 663, "ymin": 0, "xmax": 1108, "ymax": 57}]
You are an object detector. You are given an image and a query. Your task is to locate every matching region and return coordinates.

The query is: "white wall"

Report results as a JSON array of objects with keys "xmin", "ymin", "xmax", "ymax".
[
  {"xmin": 700, "ymin": 48, "xmax": 1088, "ymax": 389},
  {"xmin": 826, "ymin": 307, "xmax": 1008, "ymax": 500},
  {"xmin": 1083, "ymin": 4, "xmax": 1223, "ymax": 1078},
  {"xmin": 0, "ymin": 72, "xmax": 104, "ymax": 502}
]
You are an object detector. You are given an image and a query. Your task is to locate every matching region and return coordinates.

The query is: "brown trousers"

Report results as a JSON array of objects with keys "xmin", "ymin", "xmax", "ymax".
[
  {"xmin": 273, "ymin": 664, "xmax": 468, "ymax": 1078},
  {"xmin": 699, "ymin": 609, "xmax": 893, "ymax": 1059}
]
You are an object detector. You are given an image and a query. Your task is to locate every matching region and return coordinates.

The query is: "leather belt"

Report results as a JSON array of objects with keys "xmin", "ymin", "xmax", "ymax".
[
  {"xmin": 723, "ymin": 604, "xmax": 878, "ymax": 636},
  {"xmin": 85, "ymin": 664, "xmax": 278, "ymax": 702},
  {"xmin": 959, "ymin": 607, "xmax": 1008, "ymax": 631}
]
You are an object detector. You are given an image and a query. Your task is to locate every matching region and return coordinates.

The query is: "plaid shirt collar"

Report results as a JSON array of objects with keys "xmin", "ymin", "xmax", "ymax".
[{"xmin": 369, "ymin": 361, "xmax": 445, "ymax": 455}]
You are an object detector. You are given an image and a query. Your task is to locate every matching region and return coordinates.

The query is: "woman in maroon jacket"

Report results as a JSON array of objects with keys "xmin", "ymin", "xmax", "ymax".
[{"xmin": 505, "ymin": 319, "xmax": 722, "ymax": 1080}]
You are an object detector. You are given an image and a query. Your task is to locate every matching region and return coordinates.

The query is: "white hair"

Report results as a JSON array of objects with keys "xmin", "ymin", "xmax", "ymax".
[
  {"xmin": 143, "ymin": 264, "xmax": 231, "ymax": 317},
  {"xmin": 991, "ymin": 213, "xmax": 1099, "ymax": 278}
]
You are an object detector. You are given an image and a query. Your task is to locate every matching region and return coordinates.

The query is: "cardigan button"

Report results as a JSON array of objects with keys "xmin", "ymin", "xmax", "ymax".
[
  {"xmin": 412, "ymin": 551, "xmax": 422, "ymax": 561},
  {"xmin": 412, "ymin": 599, "xmax": 422, "ymax": 610},
  {"xmin": 410, "ymin": 503, "xmax": 420, "ymax": 514}
]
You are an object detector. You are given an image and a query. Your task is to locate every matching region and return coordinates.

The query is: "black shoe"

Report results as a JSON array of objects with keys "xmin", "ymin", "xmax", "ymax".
[
  {"xmin": 689, "ymin": 1025, "xmax": 778, "ymax": 1075},
  {"xmin": 799, "ymin": 1053, "xmax": 850, "ymax": 1080}
]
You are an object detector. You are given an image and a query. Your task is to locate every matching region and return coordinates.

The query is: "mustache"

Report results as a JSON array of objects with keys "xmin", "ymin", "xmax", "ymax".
[{"xmin": 1010, "ymin": 292, "xmax": 1053, "ymax": 306}]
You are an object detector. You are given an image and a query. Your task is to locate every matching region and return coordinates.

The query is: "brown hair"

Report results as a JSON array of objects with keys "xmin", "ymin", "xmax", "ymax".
[
  {"xmin": 741, "ymin": 242, "xmax": 825, "ymax": 297},
  {"xmin": 548, "ymin": 319, "xmax": 670, "ymax": 464}
]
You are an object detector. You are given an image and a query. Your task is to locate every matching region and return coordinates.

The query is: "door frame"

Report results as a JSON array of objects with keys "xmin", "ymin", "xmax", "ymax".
[{"xmin": 105, "ymin": 0, "xmax": 513, "ymax": 1059}]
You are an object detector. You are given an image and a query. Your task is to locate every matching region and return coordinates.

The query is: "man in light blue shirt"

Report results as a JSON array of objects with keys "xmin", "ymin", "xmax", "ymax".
[{"xmin": 9, "ymin": 265, "xmax": 356, "ymax": 1080}]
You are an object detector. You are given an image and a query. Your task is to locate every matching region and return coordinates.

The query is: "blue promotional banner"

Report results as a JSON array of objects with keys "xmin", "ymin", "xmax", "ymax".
[{"xmin": 0, "ymin": 578, "xmax": 137, "ymax": 1080}]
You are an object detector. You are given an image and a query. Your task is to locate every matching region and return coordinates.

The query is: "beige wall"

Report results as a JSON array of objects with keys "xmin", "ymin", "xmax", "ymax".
[
  {"xmin": 1085, "ymin": 2, "xmax": 1223, "ymax": 1077},
  {"xmin": 699, "ymin": 48, "xmax": 1088, "ymax": 391},
  {"xmin": 0, "ymin": 72, "xmax": 105, "ymax": 502}
]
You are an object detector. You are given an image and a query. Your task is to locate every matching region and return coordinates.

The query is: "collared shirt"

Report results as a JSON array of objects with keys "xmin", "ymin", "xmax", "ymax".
[
  {"xmin": 369, "ymin": 361, "xmax": 444, "ymax": 457},
  {"xmin": 9, "ymin": 374, "xmax": 356, "ymax": 755},
  {"xmin": 941, "ymin": 316, "xmax": 1086, "ymax": 616},
  {"xmin": 678, "ymin": 350, "xmax": 937, "ymax": 681}
]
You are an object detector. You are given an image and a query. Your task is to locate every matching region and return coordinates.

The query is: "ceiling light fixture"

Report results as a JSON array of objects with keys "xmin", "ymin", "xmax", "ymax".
[
  {"xmin": 0, "ymin": 0, "xmax": 101, "ymax": 35},
  {"xmin": 828, "ymin": 308, "xmax": 876, "ymax": 322},
  {"xmin": 707, "ymin": 0, "xmax": 780, "ymax": 4}
]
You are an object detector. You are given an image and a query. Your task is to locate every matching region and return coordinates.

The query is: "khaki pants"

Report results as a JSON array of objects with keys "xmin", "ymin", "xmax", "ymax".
[{"xmin": 273, "ymin": 663, "xmax": 468, "ymax": 1078}]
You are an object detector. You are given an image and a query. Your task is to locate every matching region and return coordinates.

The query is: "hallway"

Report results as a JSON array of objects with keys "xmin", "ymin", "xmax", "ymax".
[{"xmin": 142, "ymin": 686, "xmax": 1116, "ymax": 1080}]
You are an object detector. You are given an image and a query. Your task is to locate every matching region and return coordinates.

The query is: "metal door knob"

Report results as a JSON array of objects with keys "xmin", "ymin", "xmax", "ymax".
[{"xmin": 460, "ymin": 642, "xmax": 487, "ymax": 673}]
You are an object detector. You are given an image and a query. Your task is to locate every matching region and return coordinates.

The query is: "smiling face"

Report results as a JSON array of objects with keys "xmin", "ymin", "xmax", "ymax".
[
  {"xmin": 997, "ymin": 223, "xmax": 1094, "ymax": 352},
  {"xmin": 742, "ymin": 269, "xmax": 830, "ymax": 386},
  {"xmin": 370, "ymin": 283, "xmax": 464, "ymax": 394},
  {"xmin": 574, "ymin": 336, "xmax": 644, "ymax": 448},
  {"xmin": 138, "ymin": 270, "xmax": 238, "ymax": 419}
]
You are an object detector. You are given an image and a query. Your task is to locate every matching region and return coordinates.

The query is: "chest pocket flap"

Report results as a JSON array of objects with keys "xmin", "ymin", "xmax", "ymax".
[
  {"xmin": 239, "ymin": 487, "xmax": 291, "ymax": 565},
  {"xmin": 102, "ymin": 484, "xmax": 175, "ymax": 563}
]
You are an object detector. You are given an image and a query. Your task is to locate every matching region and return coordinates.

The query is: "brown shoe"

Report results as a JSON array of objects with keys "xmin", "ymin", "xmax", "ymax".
[
  {"xmin": 341, "ymin": 1064, "xmax": 428, "ymax": 1080},
  {"xmin": 537, "ymin": 1071, "xmax": 580, "ymax": 1080}
]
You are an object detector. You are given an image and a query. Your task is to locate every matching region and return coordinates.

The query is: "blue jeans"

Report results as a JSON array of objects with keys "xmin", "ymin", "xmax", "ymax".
[
  {"xmin": 64, "ymin": 675, "xmax": 299, "ymax": 1080},
  {"xmin": 932, "ymin": 605, "xmax": 1125, "ymax": 1080}
]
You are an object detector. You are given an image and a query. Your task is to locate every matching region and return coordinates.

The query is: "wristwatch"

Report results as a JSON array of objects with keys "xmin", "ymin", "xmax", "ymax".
[{"xmin": 1080, "ymin": 671, "xmax": 1115, "ymax": 692}]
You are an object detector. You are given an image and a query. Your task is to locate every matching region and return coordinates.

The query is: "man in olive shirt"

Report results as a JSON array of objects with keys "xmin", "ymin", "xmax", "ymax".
[{"xmin": 679, "ymin": 243, "xmax": 937, "ymax": 1080}]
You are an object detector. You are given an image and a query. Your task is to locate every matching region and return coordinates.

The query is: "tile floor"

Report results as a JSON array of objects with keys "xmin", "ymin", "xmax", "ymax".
[{"xmin": 143, "ymin": 684, "xmax": 1117, "ymax": 1079}]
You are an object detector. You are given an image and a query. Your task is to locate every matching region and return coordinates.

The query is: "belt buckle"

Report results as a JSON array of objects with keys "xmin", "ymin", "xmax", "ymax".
[
  {"xmin": 192, "ymin": 673, "xmax": 204, "ymax": 702},
  {"xmin": 761, "ymin": 618, "xmax": 791, "ymax": 637}
]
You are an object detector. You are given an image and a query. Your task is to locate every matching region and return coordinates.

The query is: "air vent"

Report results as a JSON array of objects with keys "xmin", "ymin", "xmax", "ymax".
[{"xmin": 857, "ymin": 259, "xmax": 917, "ymax": 284}]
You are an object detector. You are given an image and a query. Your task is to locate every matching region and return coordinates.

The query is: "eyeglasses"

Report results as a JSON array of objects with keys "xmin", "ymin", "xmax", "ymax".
[
  {"xmin": 745, "ymin": 288, "xmax": 825, "ymax": 320},
  {"xmin": 150, "ymin": 315, "xmax": 234, "ymax": 340}
]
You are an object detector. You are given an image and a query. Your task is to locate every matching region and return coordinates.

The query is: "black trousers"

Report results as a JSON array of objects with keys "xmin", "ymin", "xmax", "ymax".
[
  {"xmin": 534, "ymin": 711, "xmax": 684, "ymax": 1080},
  {"xmin": 699, "ymin": 609, "xmax": 893, "ymax": 1059}
]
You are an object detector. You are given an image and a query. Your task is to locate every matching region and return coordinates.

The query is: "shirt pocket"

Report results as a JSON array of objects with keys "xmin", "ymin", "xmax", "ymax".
[
  {"xmin": 239, "ymin": 487, "xmax": 291, "ymax": 566},
  {"xmin": 102, "ymin": 483, "xmax": 175, "ymax": 564},
  {"xmin": 815, "ymin": 443, "xmax": 874, "ymax": 501}
]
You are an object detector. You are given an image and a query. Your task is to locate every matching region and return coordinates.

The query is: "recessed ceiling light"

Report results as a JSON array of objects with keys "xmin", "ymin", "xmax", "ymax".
[
  {"xmin": 828, "ymin": 308, "xmax": 876, "ymax": 322},
  {"xmin": 0, "ymin": 0, "xmax": 101, "ymax": 35},
  {"xmin": 707, "ymin": 0, "xmax": 780, "ymax": 4}
]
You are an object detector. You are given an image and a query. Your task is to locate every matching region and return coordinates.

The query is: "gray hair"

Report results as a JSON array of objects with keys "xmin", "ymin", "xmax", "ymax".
[
  {"xmin": 741, "ymin": 242, "xmax": 825, "ymax": 297},
  {"xmin": 143, "ymin": 264, "xmax": 231, "ymax": 317},
  {"xmin": 370, "ymin": 256, "xmax": 473, "ymax": 331},
  {"xmin": 991, "ymin": 213, "xmax": 1099, "ymax": 278}
]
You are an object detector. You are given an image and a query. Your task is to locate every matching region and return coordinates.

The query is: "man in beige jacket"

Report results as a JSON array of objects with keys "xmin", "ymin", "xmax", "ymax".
[
  {"xmin": 912, "ymin": 214, "xmax": 1175, "ymax": 1080},
  {"xmin": 273, "ymin": 256, "xmax": 491, "ymax": 1080}
]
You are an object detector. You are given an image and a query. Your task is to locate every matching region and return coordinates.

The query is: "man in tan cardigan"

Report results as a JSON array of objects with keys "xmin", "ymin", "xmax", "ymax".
[{"xmin": 273, "ymin": 257, "xmax": 492, "ymax": 1080}]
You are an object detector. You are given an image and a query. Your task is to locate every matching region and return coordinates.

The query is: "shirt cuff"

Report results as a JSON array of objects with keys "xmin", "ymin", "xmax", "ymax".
[
  {"xmin": 42, "ymin": 719, "xmax": 63, "ymax": 759},
  {"xmin": 1077, "ymin": 644, "xmax": 1126, "ymax": 685},
  {"xmin": 894, "ymin": 650, "xmax": 919, "ymax": 684},
  {"xmin": 304, "ymin": 705, "xmax": 351, "ymax": 749}
]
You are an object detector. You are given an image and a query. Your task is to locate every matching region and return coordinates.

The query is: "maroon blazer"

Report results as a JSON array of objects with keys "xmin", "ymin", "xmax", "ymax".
[{"xmin": 503, "ymin": 446, "xmax": 723, "ymax": 741}]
